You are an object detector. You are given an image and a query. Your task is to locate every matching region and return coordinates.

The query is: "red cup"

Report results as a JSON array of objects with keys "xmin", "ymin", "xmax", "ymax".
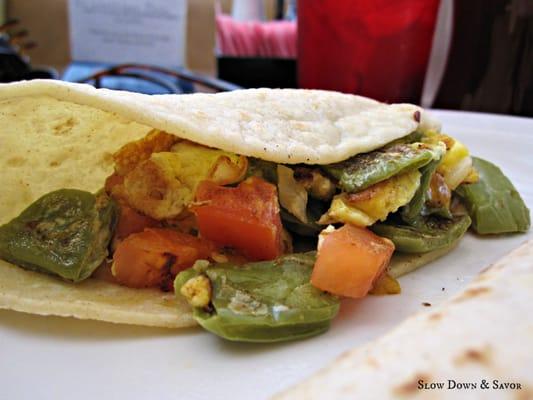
[{"xmin": 298, "ymin": 0, "xmax": 440, "ymax": 103}]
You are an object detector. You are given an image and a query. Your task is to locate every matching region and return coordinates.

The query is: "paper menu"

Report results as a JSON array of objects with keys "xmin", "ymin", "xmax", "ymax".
[{"xmin": 68, "ymin": 0, "xmax": 187, "ymax": 67}]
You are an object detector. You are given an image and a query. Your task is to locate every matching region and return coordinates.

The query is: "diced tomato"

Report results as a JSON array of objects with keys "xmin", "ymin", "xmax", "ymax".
[
  {"xmin": 115, "ymin": 204, "xmax": 160, "ymax": 241},
  {"xmin": 192, "ymin": 177, "xmax": 283, "ymax": 261},
  {"xmin": 112, "ymin": 228, "xmax": 215, "ymax": 291},
  {"xmin": 311, "ymin": 224, "xmax": 395, "ymax": 298}
]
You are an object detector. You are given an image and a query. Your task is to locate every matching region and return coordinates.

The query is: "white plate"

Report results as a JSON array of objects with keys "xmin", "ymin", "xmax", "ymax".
[{"xmin": 1, "ymin": 110, "xmax": 531, "ymax": 400}]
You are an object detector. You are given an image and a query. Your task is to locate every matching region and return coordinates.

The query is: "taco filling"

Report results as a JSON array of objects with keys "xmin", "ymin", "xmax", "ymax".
[{"xmin": 0, "ymin": 82, "xmax": 529, "ymax": 342}]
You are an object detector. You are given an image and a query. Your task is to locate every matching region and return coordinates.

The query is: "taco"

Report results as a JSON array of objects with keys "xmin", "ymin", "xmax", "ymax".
[{"xmin": 0, "ymin": 80, "xmax": 529, "ymax": 340}]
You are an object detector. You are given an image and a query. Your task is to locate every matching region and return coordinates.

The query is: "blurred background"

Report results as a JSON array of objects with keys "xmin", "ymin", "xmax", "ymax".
[
  {"xmin": 1, "ymin": 0, "xmax": 531, "ymax": 116},
  {"xmin": 3, "ymin": 0, "xmax": 233, "ymax": 75}
]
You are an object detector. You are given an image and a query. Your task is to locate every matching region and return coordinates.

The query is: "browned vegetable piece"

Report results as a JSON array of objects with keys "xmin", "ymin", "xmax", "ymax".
[
  {"xmin": 113, "ymin": 130, "xmax": 178, "ymax": 176},
  {"xmin": 427, "ymin": 172, "xmax": 451, "ymax": 210},
  {"xmin": 369, "ymin": 273, "xmax": 401, "ymax": 295},
  {"xmin": 112, "ymin": 228, "xmax": 215, "ymax": 291}
]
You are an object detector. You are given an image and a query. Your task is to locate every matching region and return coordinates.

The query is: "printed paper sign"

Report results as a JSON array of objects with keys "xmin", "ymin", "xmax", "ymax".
[{"xmin": 69, "ymin": 0, "xmax": 187, "ymax": 66}]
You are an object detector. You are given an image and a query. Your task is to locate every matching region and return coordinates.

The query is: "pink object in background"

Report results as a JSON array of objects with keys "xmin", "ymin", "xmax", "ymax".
[
  {"xmin": 298, "ymin": 0, "xmax": 440, "ymax": 103},
  {"xmin": 215, "ymin": 14, "xmax": 297, "ymax": 58}
]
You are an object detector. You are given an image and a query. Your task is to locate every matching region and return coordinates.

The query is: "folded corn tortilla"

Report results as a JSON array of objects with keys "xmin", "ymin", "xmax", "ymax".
[
  {"xmin": 273, "ymin": 239, "xmax": 533, "ymax": 399},
  {"xmin": 0, "ymin": 80, "xmax": 444, "ymax": 327}
]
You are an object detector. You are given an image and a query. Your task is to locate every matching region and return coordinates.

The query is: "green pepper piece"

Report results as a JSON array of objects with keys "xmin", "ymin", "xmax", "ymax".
[
  {"xmin": 386, "ymin": 130, "xmax": 424, "ymax": 146},
  {"xmin": 388, "ymin": 240, "xmax": 460, "ymax": 279},
  {"xmin": 400, "ymin": 142, "xmax": 446, "ymax": 225},
  {"xmin": 455, "ymin": 157, "xmax": 530, "ymax": 234},
  {"xmin": 371, "ymin": 215, "xmax": 471, "ymax": 253},
  {"xmin": 175, "ymin": 253, "xmax": 340, "ymax": 343},
  {"xmin": 323, "ymin": 142, "xmax": 441, "ymax": 193},
  {"xmin": 0, "ymin": 189, "xmax": 118, "ymax": 282},
  {"xmin": 401, "ymin": 157, "xmax": 442, "ymax": 224}
]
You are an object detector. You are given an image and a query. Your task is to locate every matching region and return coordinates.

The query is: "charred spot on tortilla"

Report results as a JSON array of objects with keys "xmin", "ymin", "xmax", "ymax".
[
  {"xmin": 427, "ymin": 312, "xmax": 443, "ymax": 322},
  {"xmin": 52, "ymin": 117, "xmax": 77, "ymax": 135},
  {"xmin": 515, "ymin": 386, "xmax": 533, "ymax": 400},
  {"xmin": 335, "ymin": 348, "xmax": 356, "ymax": 364},
  {"xmin": 453, "ymin": 345, "xmax": 492, "ymax": 366},
  {"xmin": 393, "ymin": 373, "xmax": 431, "ymax": 396},
  {"xmin": 479, "ymin": 263, "xmax": 497, "ymax": 278},
  {"xmin": 452, "ymin": 286, "xmax": 492, "ymax": 303},
  {"xmin": 365, "ymin": 356, "xmax": 380, "ymax": 368}
]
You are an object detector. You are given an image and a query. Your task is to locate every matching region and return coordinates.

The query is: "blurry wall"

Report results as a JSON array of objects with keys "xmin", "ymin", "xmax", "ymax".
[
  {"xmin": 7, "ymin": 0, "xmax": 70, "ymax": 71},
  {"xmin": 6, "ymin": 0, "xmax": 274, "ymax": 74},
  {"xmin": 0, "ymin": 0, "xmax": 5, "ymax": 22}
]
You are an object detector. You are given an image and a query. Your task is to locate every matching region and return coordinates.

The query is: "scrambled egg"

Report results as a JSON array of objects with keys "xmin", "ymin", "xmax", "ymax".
[
  {"xmin": 114, "ymin": 136, "xmax": 247, "ymax": 220},
  {"xmin": 180, "ymin": 274, "xmax": 212, "ymax": 308},
  {"xmin": 170, "ymin": 141, "xmax": 248, "ymax": 187},
  {"xmin": 319, "ymin": 197, "xmax": 375, "ymax": 227},
  {"xmin": 437, "ymin": 138, "xmax": 470, "ymax": 189},
  {"xmin": 319, "ymin": 170, "xmax": 421, "ymax": 227}
]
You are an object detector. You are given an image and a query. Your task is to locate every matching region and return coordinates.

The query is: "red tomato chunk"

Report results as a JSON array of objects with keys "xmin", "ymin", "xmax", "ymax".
[
  {"xmin": 193, "ymin": 177, "xmax": 283, "ymax": 261},
  {"xmin": 311, "ymin": 224, "xmax": 395, "ymax": 298}
]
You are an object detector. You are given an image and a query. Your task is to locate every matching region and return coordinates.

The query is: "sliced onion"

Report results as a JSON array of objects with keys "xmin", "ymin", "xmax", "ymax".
[{"xmin": 277, "ymin": 165, "xmax": 309, "ymax": 223}]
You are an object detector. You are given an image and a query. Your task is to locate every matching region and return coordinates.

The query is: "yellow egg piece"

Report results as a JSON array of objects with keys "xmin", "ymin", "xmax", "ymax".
[{"xmin": 319, "ymin": 170, "xmax": 421, "ymax": 227}]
